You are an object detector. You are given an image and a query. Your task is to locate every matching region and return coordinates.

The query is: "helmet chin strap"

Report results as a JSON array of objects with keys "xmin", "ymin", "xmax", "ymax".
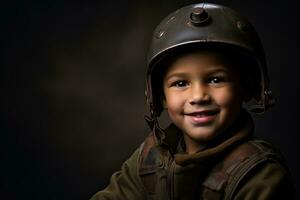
[
  {"xmin": 249, "ymin": 59, "xmax": 275, "ymax": 114},
  {"xmin": 249, "ymin": 89, "xmax": 275, "ymax": 114},
  {"xmin": 144, "ymin": 75, "xmax": 167, "ymax": 145},
  {"xmin": 144, "ymin": 114, "xmax": 166, "ymax": 144}
]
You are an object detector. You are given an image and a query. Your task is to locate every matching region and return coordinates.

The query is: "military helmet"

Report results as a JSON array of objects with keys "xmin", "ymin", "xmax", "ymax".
[{"xmin": 145, "ymin": 3, "xmax": 274, "ymax": 121}]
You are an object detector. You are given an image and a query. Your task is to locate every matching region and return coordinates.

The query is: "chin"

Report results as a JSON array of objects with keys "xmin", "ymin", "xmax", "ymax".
[
  {"xmin": 185, "ymin": 128, "xmax": 219, "ymax": 143},
  {"xmin": 194, "ymin": 134, "xmax": 217, "ymax": 143}
]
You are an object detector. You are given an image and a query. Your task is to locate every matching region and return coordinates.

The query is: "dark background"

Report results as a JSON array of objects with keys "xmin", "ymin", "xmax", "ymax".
[{"xmin": 2, "ymin": 0, "xmax": 300, "ymax": 199}]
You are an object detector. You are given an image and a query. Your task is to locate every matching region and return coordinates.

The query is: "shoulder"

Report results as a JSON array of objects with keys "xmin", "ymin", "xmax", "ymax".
[
  {"xmin": 224, "ymin": 138, "xmax": 296, "ymax": 199},
  {"xmin": 137, "ymin": 132, "xmax": 172, "ymax": 195},
  {"xmin": 232, "ymin": 160, "xmax": 297, "ymax": 200},
  {"xmin": 202, "ymin": 138, "xmax": 296, "ymax": 199},
  {"xmin": 138, "ymin": 131, "xmax": 171, "ymax": 166},
  {"xmin": 138, "ymin": 132, "xmax": 168, "ymax": 173},
  {"xmin": 227, "ymin": 138, "xmax": 287, "ymax": 179}
]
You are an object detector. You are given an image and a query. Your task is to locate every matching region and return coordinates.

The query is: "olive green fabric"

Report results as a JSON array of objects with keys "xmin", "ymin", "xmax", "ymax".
[
  {"xmin": 90, "ymin": 150, "xmax": 296, "ymax": 200},
  {"xmin": 90, "ymin": 113, "xmax": 296, "ymax": 200},
  {"xmin": 231, "ymin": 161, "xmax": 296, "ymax": 199},
  {"xmin": 90, "ymin": 148, "xmax": 147, "ymax": 200}
]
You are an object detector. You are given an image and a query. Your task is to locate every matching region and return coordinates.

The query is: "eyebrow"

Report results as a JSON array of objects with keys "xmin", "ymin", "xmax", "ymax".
[
  {"xmin": 164, "ymin": 72, "xmax": 189, "ymax": 81},
  {"xmin": 164, "ymin": 68, "xmax": 230, "ymax": 81}
]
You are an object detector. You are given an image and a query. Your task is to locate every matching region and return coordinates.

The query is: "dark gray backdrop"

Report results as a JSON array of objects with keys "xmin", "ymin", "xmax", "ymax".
[{"xmin": 2, "ymin": 0, "xmax": 300, "ymax": 199}]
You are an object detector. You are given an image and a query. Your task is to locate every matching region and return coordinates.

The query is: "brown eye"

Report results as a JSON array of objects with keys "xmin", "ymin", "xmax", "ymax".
[
  {"xmin": 210, "ymin": 77, "xmax": 221, "ymax": 84},
  {"xmin": 208, "ymin": 76, "xmax": 225, "ymax": 85},
  {"xmin": 172, "ymin": 80, "xmax": 188, "ymax": 88}
]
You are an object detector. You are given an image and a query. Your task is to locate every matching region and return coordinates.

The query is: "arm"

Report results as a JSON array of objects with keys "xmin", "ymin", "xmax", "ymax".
[
  {"xmin": 233, "ymin": 161, "xmax": 297, "ymax": 200},
  {"xmin": 90, "ymin": 148, "xmax": 147, "ymax": 200}
]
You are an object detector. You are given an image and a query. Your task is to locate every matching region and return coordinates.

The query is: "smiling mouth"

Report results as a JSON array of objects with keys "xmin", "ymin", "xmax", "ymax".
[
  {"xmin": 187, "ymin": 109, "xmax": 219, "ymax": 116},
  {"xmin": 185, "ymin": 109, "xmax": 219, "ymax": 124}
]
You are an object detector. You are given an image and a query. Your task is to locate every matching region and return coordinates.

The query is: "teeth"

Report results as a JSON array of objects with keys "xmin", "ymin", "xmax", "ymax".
[{"xmin": 188, "ymin": 111, "xmax": 218, "ymax": 117}]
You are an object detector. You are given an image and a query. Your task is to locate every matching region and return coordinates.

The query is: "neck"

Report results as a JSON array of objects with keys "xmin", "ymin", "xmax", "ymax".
[{"xmin": 183, "ymin": 134, "xmax": 207, "ymax": 154}]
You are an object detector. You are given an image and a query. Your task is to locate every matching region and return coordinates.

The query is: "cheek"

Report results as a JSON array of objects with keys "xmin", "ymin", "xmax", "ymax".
[
  {"xmin": 214, "ymin": 87, "xmax": 242, "ymax": 108},
  {"xmin": 164, "ymin": 91, "xmax": 184, "ymax": 113}
]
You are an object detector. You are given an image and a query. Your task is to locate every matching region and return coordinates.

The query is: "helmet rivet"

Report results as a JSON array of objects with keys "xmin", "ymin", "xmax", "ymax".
[
  {"xmin": 156, "ymin": 29, "xmax": 165, "ymax": 39},
  {"xmin": 237, "ymin": 21, "xmax": 248, "ymax": 32},
  {"xmin": 190, "ymin": 7, "xmax": 210, "ymax": 26}
]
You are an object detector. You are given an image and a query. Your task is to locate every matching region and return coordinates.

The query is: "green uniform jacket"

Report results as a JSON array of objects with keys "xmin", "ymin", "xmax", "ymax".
[{"xmin": 90, "ymin": 112, "xmax": 297, "ymax": 200}]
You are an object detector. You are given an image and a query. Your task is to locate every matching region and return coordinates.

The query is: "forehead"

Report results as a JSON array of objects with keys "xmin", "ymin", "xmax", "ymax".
[{"xmin": 165, "ymin": 50, "xmax": 237, "ymax": 74}]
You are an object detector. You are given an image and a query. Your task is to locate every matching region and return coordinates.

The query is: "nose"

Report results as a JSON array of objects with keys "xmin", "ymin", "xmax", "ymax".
[{"xmin": 188, "ymin": 83, "xmax": 211, "ymax": 105}]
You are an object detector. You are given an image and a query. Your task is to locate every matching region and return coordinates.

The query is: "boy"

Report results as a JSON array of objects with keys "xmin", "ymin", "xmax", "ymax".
[{"xmin": 90, "ymin": 3, "xmax": 296, "ymax": 199}]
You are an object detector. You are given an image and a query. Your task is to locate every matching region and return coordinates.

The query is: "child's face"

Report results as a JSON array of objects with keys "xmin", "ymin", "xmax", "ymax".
[{"xmin": 163, "ymin": 51, "xmax": 243, "ymax": 152}]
